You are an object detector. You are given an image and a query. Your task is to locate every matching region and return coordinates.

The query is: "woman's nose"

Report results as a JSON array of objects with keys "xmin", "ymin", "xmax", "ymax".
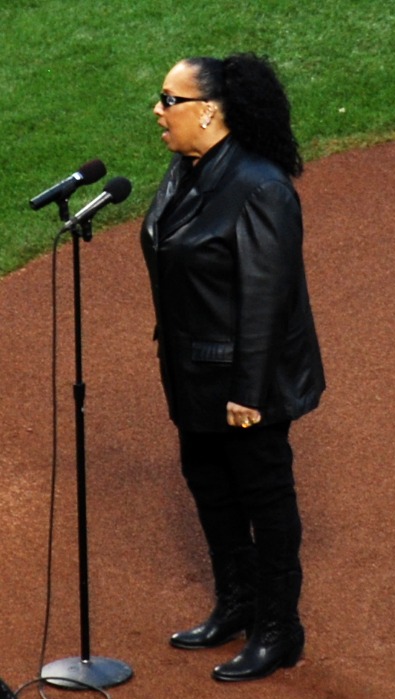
[{"xmin": 153, "ymin": 101, "xmax": 164, "ymax": 116}]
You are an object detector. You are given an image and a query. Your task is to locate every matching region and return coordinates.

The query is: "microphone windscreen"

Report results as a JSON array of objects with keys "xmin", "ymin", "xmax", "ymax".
[
  {"xmin": 104, "ymin": 176, "xmax": 132, "ymax": 204},
  {"xmin": 79, "ymin": 159, "xmax": 107, "ymax": 184}
]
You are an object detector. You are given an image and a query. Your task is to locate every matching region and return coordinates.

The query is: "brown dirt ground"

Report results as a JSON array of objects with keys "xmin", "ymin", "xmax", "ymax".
[{"xmin": 0, "ymin": 141, "xmax": 394, "ymax": 699}]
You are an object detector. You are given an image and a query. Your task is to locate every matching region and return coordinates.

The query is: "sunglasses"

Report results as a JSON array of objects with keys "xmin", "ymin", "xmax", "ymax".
[{"xmin": 159, "ymin": 93, "xmax": 205, "ymax": 109}]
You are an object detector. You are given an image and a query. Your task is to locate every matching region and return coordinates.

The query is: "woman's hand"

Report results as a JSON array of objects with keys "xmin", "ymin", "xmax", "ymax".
[{"xmin": 226, "ymin": 401, "xmax": 262, "ymax": 428}]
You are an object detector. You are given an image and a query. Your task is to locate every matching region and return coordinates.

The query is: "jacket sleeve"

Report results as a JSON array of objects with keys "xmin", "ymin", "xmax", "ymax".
[{"xmin": 229, "ymin": 179, "xmax": 303, "ymax": 408}]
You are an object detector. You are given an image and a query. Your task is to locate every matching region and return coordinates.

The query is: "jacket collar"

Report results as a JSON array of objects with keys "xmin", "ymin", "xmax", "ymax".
[
  {"xmin": 146, "ymin": 136, "xmax": 239, "ymax": 242},
  {"xmin": 190, "ymin": 134, "xmax": 236, "ymax": 193}
]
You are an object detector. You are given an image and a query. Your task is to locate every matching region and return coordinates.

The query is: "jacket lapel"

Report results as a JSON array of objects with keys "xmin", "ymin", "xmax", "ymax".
[
  {"xmin": 143, "ymin": 155, "xmax": 183, "ymax": 245},
  {"xmin": 159, "ymin": 183, "xmax": 204, "ymax": 240}
]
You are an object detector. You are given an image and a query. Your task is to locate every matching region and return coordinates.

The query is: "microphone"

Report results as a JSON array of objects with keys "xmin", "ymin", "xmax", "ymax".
[
  {"xmin": 61, "ymin": 176, "xmax": 132, "ymax": 232},
  {"xmin": 29, "ymin": 159, "xmax": 107, "ymax": 210}
]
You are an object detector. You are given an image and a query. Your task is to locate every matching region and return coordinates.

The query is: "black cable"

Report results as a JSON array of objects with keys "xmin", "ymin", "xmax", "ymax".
[
  {"xmin": 38, "ymin": 230, "xmax": 66, "ymax": 675},
  {"xmin": 15, "ymin": 677, "xmax": 110, "ymax": 699}
]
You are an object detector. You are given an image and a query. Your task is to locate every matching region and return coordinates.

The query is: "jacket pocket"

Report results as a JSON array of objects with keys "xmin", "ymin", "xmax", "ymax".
[{"xmin": 191, "ymin": 341, "xmax": 234, "ymax": 364}]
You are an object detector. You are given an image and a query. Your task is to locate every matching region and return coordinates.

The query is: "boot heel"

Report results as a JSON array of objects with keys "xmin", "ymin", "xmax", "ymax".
[{"xmin": 281, "ymin": 641, "xmax": 303, "ymax": 668}]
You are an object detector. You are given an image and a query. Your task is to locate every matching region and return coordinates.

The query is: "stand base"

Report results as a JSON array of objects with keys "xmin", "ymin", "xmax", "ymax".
[{"xmin": 41, "ymin": 656, "xmax": 133, "ymax": 690}]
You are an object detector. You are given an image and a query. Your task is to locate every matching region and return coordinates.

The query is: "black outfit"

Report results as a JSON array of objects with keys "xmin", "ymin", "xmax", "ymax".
[{"xmin": 141, "ymin": 136, "xmax": 325, "ymax": 681}]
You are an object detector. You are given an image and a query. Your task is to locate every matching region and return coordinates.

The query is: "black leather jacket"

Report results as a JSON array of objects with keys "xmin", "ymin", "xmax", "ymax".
[{"xmin": 141, "ymin": 137, "xmax": 325, "ymax": 431}]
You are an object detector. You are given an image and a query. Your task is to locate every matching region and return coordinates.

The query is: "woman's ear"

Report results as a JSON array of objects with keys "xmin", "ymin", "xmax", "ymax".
[{"xmin": 199, "ymin": 103, "xmax": 217, "ymax": 129}]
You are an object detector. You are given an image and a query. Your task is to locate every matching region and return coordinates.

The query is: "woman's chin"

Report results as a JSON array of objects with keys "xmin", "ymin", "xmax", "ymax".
[{"xmin": 162, "ymin": 132, "xmax": 177, "ymax": 152}]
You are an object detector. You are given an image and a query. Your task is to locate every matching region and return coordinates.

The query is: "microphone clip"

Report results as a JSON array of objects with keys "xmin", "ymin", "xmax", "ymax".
[
  {"xmin": 60, "ymin": 218, "xmax": 93, "ymax": 242},
  {"xmin": 80, "ymin": 220, "xmax": 93, "ymax": 242}
]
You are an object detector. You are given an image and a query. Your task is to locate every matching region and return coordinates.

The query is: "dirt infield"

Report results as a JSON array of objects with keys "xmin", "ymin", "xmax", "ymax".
[{"xmin": 0, "ymin": 141, "xmax": 394, "ymax": 699}]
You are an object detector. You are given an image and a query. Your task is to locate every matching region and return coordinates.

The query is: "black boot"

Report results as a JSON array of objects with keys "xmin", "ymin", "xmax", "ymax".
[
  {"xmin": 212, "ymin": 572, "xmax": 304, "ymax": 681},
  {"xmin": 170, "ymin": 544, "xmax": 257, "ymax": 649},
  {"xmin": 212, "ymin": 617, "xmax": 304, "ymax": 680}
]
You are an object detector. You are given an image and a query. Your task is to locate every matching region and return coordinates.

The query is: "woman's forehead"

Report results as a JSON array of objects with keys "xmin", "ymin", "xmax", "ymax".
[{"xmin": 162, "ymin": 61, "xmax": 199, "ymax": 94}]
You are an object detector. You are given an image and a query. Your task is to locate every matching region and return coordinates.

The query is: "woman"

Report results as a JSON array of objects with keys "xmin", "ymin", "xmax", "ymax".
[{"xmin": 141, "ymin": 53, "xmax": 325, "ymax": 682}]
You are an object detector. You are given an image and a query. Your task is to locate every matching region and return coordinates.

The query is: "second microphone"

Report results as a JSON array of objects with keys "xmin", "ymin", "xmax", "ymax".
[{"xmin": 61, "ymin": 177, "xmax": 132, "ymax": 232}]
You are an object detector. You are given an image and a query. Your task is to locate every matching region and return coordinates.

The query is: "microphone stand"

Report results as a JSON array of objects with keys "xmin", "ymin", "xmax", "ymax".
[{"xmin": 41, "ymin": 200, "xmax": 133, "ymax": 690}]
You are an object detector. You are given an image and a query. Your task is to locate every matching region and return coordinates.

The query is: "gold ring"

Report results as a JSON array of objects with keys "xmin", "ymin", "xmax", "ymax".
[{"xmin": 241, "ymin": 417, "xmax": 252, "ymax": 428}]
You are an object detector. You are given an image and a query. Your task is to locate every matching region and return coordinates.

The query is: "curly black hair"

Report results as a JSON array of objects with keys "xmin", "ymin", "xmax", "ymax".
[{"xmin": 185, "ymin": 53, "xmax": 303, "ymax": 177}]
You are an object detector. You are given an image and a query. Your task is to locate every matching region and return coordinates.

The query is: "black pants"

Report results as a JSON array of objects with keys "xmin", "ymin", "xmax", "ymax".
[{"xmin": 179, "ymin": 422, "xmax": 302, "ymax": 590}]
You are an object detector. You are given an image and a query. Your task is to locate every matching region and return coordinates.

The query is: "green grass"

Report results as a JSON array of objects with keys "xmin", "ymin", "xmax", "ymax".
[{"xmin": 1, "ymin": 0, "xmax": 394, "ymax": 275}]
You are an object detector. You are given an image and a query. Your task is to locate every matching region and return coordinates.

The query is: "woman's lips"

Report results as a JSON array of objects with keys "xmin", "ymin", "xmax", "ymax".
[{"xmin": 157, "ymin": 121, "xmax": 170, "ymax": 143}]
